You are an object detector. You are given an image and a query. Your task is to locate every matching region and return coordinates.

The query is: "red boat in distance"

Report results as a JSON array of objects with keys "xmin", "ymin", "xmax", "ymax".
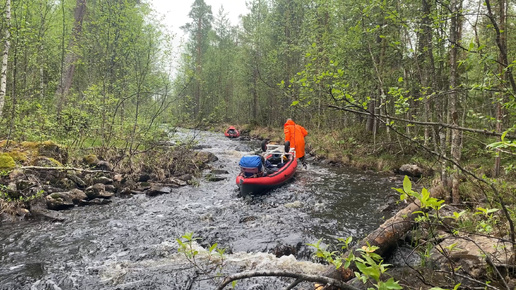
[{"xmin": 224, "ymin": 126, "xmax": 240, "ymax": 138}]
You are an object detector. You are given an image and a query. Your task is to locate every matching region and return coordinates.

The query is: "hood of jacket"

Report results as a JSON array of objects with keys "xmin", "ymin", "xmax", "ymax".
[{"xmin": 284, "ymin": 119, "xmax": 295, "ymax": 127}]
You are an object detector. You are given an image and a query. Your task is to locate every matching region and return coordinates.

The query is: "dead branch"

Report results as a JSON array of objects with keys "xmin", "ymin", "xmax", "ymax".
[
  {"xmin": 216, "ymin": 270, "xmax": 359, "ymax": 290},
  {"xmin": 20, "ymin": 166, "xmax": 109, "ymax": 173},
  {"xmin": 328, "ymin": 105, "xmax": 516, "ymax": 139}
]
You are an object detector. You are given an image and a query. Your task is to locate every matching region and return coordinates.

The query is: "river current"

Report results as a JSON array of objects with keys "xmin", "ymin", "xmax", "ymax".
[{"xmin": 0, "ymin": 129, "xmax": 400, "ymax": 290}]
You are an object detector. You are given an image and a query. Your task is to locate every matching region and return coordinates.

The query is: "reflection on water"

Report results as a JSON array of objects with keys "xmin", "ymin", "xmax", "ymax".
[{"xmin": 0, "ymin": 129, "xmax": 398, "ymax": 289}]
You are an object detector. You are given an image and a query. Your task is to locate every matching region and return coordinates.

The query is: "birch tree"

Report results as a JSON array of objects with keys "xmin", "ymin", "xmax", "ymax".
[{"xmin": 0, "ymin": 0, "xmax": 11, "ymax": 119}]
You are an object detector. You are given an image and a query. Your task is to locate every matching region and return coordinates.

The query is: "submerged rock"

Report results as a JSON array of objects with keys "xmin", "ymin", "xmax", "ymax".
[{"xmin": 146, "ymin": 184, "xmax": 172, "ymax": 196}]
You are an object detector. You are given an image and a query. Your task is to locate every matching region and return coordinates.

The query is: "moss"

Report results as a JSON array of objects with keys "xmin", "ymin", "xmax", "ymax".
[
  {"xmin": 83, "ymin": 154, "xmax": 99, "ymax": 165},
  {"xmin": 0, "ymin": 153, "xmax": 15, "ymax": 170},
  {"xmin": 32, "ymin": 156, "xmax": 63, "ymax": 167},
  {"xmin": 7, "ymin": 150, "xmax": 28, "ymax": 163},
  {"xmin": 20, "ymin": 141, "xmax": 39, "ymax": 149}
]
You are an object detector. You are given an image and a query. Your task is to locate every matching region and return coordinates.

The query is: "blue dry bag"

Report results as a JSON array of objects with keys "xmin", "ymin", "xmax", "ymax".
[{"xmin": 239, "ymin": 155, "xmax": 262, "ymax": 177}]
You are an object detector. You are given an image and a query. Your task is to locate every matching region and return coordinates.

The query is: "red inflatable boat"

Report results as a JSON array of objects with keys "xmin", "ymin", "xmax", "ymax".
[
  {"xmin": 224, "ymin": 126, "xmax": 240, "ymax": 138},
  {"xmin": 236, "ymin": 144, "xmax": 297, "ymax": 196}
]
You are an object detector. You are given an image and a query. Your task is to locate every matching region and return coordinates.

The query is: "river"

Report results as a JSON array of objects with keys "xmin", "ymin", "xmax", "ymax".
[{"xmin": 0, "ymin": 129, "xmax": 401, "ymax": 290}]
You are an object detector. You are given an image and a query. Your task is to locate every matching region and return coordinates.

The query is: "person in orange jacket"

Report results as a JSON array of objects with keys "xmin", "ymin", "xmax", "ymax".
[{"xmin": 284, "ymin": 118, "xmax": 308, "ymax": 168}]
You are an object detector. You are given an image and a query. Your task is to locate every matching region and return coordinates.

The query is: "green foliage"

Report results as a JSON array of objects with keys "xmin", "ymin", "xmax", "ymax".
[
  {"xmin": 308, "ymin": 238, "xmax": 402, "ymax": 290},
  {"xmin": 0, "ymin": 187, "xmax": 45, "ymax": 203},
  {"xmin": 176, "ymin": 232, "xmax": 226, "ymax": 275}
]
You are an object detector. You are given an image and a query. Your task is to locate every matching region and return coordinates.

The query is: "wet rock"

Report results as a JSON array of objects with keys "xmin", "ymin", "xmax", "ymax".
[
  {"xmin": 166, "ymin": 177, "xmax": 187, "ymax": 186},
  {"xmin": 46, "ymin": 192, "xmax": 75, "ymax": 210},
  {"xmin": 80, "ymin": 198, "xmax": 112, "ymax": 206},
  {"xmin": 67, "ymin": 173, "xmax": 87, "ymax": 188},
  {"xmin": 30, "ymin": 207, "xmax": 65, "ymax": 222},
  {"xmin": 93, "ymin": 176, "xmax": 113, "ymax": 185},
  {"xmin": 119, "ymin": 187, "xmax": 133, "ymax": 196},
  {"xmin": 146, "ymin": 184, "xmax": 172, "ymax": 196},
  {"xmin": 195, "ymin": 151, "xmax": 218, "ymax": 163},
  {"xmin": 205, "ymin": 174, "xmax": 225, "ymax": 182},
  {"xmin": 239, "ymin": 216, "xmax": 258, "ymax": 223},
  {"xmin": 85, "ymin": 183, "xmax": 114, "ymax": 199},
  {"xmin": 105, "ymin": 184, "xmax": 116, "ymax": 193},
  {"xmin": 271, "ymin": 243, "xmax": 299, "ymax": 258},
  {"xmin": 68, "ymin": 189, "xmax": 88, "ymax": 204},
  {"xmin": 177, "ymin": 174, "xmax": 193, "ymax": 182},
  {"xmin": 397, "ymin": 164, "xmax": 424, "ymax": 178},
  {"xmin": 210, "ymin": 169, "xmax": 229, "ymax": 175}
]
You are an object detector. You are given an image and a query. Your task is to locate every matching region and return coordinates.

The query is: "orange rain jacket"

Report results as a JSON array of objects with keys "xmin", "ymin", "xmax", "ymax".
[{"xmin": 284, "ymin": 119, "xmax": 308, "ymax": 159}]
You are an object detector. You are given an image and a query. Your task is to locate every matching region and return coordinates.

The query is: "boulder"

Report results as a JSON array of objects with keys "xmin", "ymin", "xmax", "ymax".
[
  {"xmin": 195, "ymin": 151, "xmax": 218, "ymax": 163},
  {"xmin": 85, "ymin": 183, "xmax": 114, "ymax": 199},
  {"xmin": 67, "ymin": 173, "xmax": 87, "ymax": 188},
  {"xmin": 398, "ymin": 164, "xmax": 424, "ymax": 178},
  {"xmin": 37, "ymin": 141, "xmax": 68, "ymax": 164},
  {"xmin": 46, "ymin": 192, "xmax": 75, "ymax": 210},
  {"xmin": 93, "ymin": 176, "xmax": 113, "ymax": 185},
  {"xmin": 68, "ymin": 189, "xmax": 87, "ymax": 204},
  {"xmin": 430, "ymin": 235, "xmax": 514, "ymax": 279}
]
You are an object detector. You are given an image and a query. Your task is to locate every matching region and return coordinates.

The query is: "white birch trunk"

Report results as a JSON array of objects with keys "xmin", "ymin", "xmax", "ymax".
[{"xmin": 0, "ymin": 0, "xmax": 12, "ymax": 119}]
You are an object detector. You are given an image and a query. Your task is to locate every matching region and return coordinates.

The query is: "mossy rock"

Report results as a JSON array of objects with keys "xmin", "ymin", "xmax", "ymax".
[
  {"xmin": 32, "ymin": 156, "xmax": 63, "ymax": 167},
  {"xmin": 20, "ymin": 141, "xmax": 39, "ymax": 149},
  {"xmin": 37, "ymin": 141, "xmax": 68, "ymax": 164},
  {"xmin": 83, "ymin": 154, "xmax": 99, "ymax": 166},
  {"xmin": 0, "ymin": 153, "xmax": 16, "ymax": 170},
  {"xmin": 7, "ymin": 150, "xmax": 28, "ymax": 163}
]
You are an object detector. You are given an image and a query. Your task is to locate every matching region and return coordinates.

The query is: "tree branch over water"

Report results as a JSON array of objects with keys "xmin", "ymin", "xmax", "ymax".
[
  {"xmin": 328, "ymin": 104, "xmax": 515, "ymax": 139},
  {"xmin": 216, "ymin": 270, "xmax": 359, "ymax": 290}
]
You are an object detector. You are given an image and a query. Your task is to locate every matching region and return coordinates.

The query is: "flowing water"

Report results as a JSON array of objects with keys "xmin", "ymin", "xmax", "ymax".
[{"xmin": 0, "ymin": 129, "xmax": 402, "ymax": 290}]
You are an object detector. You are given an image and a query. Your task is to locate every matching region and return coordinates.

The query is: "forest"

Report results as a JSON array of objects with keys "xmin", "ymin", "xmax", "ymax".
[{"xmin": 0, "ymin": 0, "xmax": 516, "ymax": 289}]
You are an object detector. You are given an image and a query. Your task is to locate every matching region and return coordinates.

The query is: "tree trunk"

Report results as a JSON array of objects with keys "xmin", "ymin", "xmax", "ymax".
[
  {"xmin": 317, "ymin": 198, "xmax": 428, "ymax": 288},
  {"xmin": 493, "ymin": 0, "xmax": 506, "ymax": 178},
  {"xmin": 449, "ymin": 0, "xmax": 463, "ymax": 204},
  {"xmin": 56, "ymin": 0, "xmax": 87, "ymax": 117},
  {"xmin": 0, "ymin": 0, "xmax": 11, "ymax": 119}
]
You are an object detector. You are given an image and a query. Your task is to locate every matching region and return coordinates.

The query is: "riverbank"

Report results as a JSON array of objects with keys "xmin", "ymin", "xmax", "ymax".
[{"xmin": 0, "ymin": 139, "xmax": 217, "ymax": 222}]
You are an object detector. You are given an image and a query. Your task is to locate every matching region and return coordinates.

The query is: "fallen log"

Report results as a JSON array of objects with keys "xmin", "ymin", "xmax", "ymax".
[
  {"xmin": 20, "ymin": 166, "xmax": 109, "ymax": 173},
  {"xmin": 317, "ymin": 198, "xmax": 426, "ymax": 289}
]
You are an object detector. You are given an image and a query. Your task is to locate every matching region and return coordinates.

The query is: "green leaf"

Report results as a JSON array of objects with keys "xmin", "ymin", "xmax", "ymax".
[
  {"xmin": 402, "ymin": 176, "xmax": 412, "ymax": 193},
  {"xmin": 382, "ymin": 278, "xmax": 403, "ymax": 289}
]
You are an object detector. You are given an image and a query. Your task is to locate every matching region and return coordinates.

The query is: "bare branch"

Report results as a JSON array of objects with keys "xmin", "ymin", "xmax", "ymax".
[
  {"xmin": 216, "ymin": 270, "xmax": 359, "ymax": 290},
  {"xmin": 328, "ymin": 104, "xmax": 516, "ymax": 139}
]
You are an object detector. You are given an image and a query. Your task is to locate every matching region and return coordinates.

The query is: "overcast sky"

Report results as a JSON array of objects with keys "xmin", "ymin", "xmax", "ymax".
[
  {"xmin": 149, "ymin": 0, "xmax": 248, "ymax": 75},
  {"xmin": 150, "ymin": 0, "xmax": 249, "ymax": 41}
]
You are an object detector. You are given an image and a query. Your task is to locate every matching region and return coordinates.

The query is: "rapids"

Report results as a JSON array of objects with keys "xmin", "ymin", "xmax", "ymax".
[{"xmin": 0, "ymin": 129, "xmax": 400, "ymax": 289}]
